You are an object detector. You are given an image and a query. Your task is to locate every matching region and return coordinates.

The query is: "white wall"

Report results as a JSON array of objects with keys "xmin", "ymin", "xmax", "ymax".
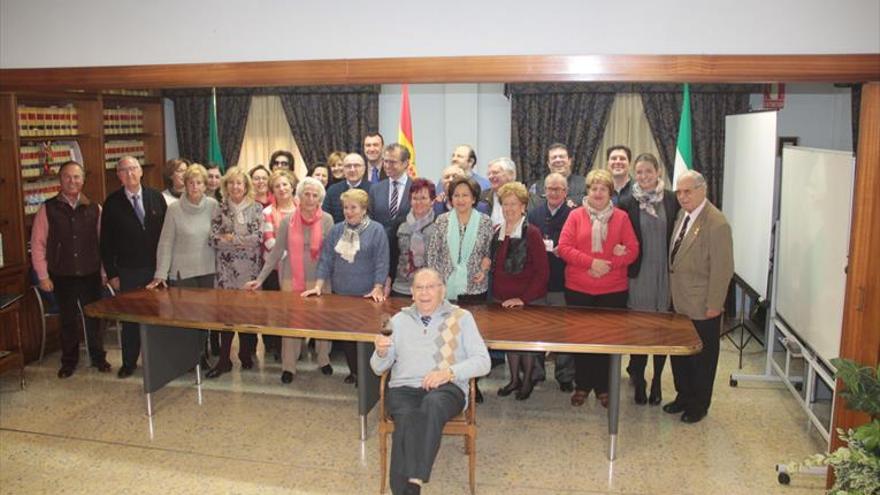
[
  {"xmin": 379, "ymin": 84, "xmax": 510, "ymax": 183},
  {"xmin": 749, "ymin": 84, "xmax": 854, "ymax": 152},
  {"xmin": 2, "ymin": 0, "xmax": 879, "ymax": 69}
]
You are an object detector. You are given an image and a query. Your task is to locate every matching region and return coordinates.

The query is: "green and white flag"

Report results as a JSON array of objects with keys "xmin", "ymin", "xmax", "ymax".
[
  {"xmin": 207, "ymin": 87, "xmax": 225, "ymax": 171},
  {"xmin": 672, "ymin": 83, "xmax": 692, "ymax": 190}
]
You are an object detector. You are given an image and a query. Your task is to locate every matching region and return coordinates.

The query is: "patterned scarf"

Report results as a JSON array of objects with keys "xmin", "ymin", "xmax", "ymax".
[
  {"xmin": 584, "ymin": 199, "xmax": 614, "ymax": 253},
  {"xmin": 631, "ymin": 179, "xmax": 666, "ymax": 218},
  {"xmin": 228, "ymin": 198, "xmax": 254, "ymax": 226},
  {"xmin": 334, "ymin": 217, "xmax": 370, "ymax": 264},
  {"xmin": 405, "ymin": 209, "xmax": 435, "ymax": 274},
  {"xmin": 446, "ymin": 211, "xmax": 481, "ymax": 300},
  {"xmin": 288, "ymin": 206, "xmax": 324, "ymax": 291}
]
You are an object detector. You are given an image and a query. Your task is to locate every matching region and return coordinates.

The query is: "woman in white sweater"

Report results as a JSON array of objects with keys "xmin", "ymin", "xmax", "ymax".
[{"xmin": 147, "ymin": 163, "xmax": 219, "ymax": 290}]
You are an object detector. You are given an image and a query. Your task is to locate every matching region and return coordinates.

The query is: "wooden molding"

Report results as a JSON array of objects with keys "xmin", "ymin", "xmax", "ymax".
[
  {"xmin": 828, "ymin": 82, "xmax": 880, "ymax": 471},
  {"xmin": 1, "ymin": 54, "xmax": 878, "ymax": 91}
]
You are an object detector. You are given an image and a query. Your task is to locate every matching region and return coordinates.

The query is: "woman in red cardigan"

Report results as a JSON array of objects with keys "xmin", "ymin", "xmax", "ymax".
[
  {"xmin": 558, "ymin": 169, "xmax": 639, "ymax": 408},
  {"xmin": 491, "ymin": 182, "xmax": 549, "ymax": 400}
]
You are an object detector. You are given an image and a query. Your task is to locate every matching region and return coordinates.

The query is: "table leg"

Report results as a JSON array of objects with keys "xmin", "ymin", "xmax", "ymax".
[
  {"xmin": 145, "ymin": 392, "xmax": 154, "ymax": 417},
  {"xmin": 357, "ymin": 342, "xmax": 380, "ymax": 440},
  {"xmin": 607, "ymin": 354, "xmax": 621, "ymax": 461}
]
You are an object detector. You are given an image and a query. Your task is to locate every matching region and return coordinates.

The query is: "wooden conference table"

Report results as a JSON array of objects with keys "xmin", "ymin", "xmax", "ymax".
[{"xmin": 85, "ymin": 287, "xmax": 701, "ymax": 460}]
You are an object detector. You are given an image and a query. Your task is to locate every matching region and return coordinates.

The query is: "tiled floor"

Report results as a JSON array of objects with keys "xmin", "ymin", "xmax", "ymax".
[{"xmin": 1, "ymin": 335, "xmax": 828, "ymax": 494}]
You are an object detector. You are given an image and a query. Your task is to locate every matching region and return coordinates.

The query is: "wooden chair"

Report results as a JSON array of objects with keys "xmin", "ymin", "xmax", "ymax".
[{"xmin": 378, "ymin": 372, "xmax": 477, "ymax": 494}]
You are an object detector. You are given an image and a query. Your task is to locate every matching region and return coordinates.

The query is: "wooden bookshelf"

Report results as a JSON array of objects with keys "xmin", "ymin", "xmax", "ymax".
[{"xmin": 0, "ymin": 90, "xmax": 165, "ymax": 362}]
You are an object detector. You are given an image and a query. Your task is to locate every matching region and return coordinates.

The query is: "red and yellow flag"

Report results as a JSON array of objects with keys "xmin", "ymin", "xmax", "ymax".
[{"xmin": 398, "ymin": 84, "xmax": 417, "ymax": 177}]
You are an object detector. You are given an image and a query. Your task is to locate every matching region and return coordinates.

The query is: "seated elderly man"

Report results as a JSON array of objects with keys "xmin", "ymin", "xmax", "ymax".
[{"xmin": 371, "ymin": 268, "xmax": 491, "ymax": 495}]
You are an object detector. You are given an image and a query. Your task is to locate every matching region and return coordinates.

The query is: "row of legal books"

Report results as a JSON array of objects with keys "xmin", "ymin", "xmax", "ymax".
[
  {"xmin": 19, "ymin": 142, "xmax": 77, "ymax": 178},
  {"xmin": 18, "ymin": 105, "xmax": 79, "ymax": 137},
  {"xmin": 105, "ymin": 140, "xmax": 146, "ymax": 169},
  {"xmin": 104, "ymin": 107, "xmax": 145, "ymax": 135},
  {"xmin": 23, "ymin": 179, "xmax": 62, "ymax": 215},
  {"xmin": 103, "ymin": 89, "xmax": 153, "ymax": 97}
]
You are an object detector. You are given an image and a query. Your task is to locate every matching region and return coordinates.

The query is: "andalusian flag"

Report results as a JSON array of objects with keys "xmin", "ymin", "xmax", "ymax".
[
  {"xmin": 207, "ymin": 87, "xmax": 225, "ymax": 171},
  {"xmin": 672, "ymin": 83, "xmax": 692, "ymax": 190},
  {"xmin": 398, "ymin": 84, "xmax": 417, "ymax": 177}
]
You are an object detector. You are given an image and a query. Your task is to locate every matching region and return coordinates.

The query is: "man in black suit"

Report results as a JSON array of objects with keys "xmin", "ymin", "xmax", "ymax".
[
  {"xmin": 100, "ymin": 156, "xmax": 166, "ymax": 378},
  {"xmin": 364, "ymin": 132, "xmax": 386, "ymax": 184},
  {"xmin": 368, "ymin": 143, "xmax": 412, "ymax": 236},
  {"xmin": 323, "ymin": 153, "xmax": 371, "ymax": 223}
]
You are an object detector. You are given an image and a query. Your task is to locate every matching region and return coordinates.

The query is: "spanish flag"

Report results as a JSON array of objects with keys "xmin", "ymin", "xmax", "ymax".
[{"xmin": 398, "ymin": 84, "xmax": 417, "ymax": 177}]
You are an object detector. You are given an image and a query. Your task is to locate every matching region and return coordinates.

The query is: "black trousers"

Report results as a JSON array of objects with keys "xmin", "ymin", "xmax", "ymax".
[
  {"xmin": 564, "ymin": 289, "xmax": 628, "ymax": 395},
  {"xmin": 670, "ymin": 315, "xmax": 722, "ymax": 415},
  {"xmin": 627, "ymin": 354, "xmax": 667, "ymax": 381},
  {"xmin": 51, "ymin": 272, "xmax": 105, "ymax": 368},
  {"xmin": 387, "ymin": 384, "xmax": 466, "ymax": 495},
  {"xmin": 117, "ymin": 266, "xmax": 154, "ymax": 369}
]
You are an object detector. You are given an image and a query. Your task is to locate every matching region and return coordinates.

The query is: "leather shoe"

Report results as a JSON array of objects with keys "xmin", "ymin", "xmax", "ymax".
[
  {"xmin": 92, "ymin": 361, "xmax": 112, "ymax": 373},
  {"xmin": 681, "ymin": 410, "xmax": 707, "ymax": 423},
  {"xmin": 281, "ymin": 371, "xmax": 294, "ymax": 384},
  {"xmin": 343, "ymin": 373, "xmax": 357, "ymax": 384},
  {"xmin": 570, "ymin": 389, "xmax": 589, "ymax": 407},
  {"xmin": 57, "ymin": 367, "xmax": 74, "ymax": 379},
  {"xmin": 320, "ymin": 364, "xmax": 333, "ymax": 375},
  {"xmin": 240, "ymin": 360, "xmax": 254, "ymax": 370},
  {"xmin": 117, "ymin": 366, "xmax": 135, "ymax": 379},
  {"xmin": 497, "ymin": 381, "xmax": 520, "ymax": 397},
  {"xmin": 597, "ymin": 392, "xmax": 609, "ymax": 409},
  {"xmin": 558, "ymin": 381, "xmax": 574, "ymax": 392},
  {"xmin": 206, "ymin": 363, "xmax": 231, "ymax": 379},
  {"xmin": 662, "ymin": 400, "xmax": 687, "ymax": 414},
  {"xmin": 515, "ymin": 383, "xmax": 533, "ymax": 401}
]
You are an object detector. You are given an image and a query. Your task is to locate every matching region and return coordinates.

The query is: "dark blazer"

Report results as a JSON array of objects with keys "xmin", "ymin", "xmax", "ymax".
[
  {"xmin": 527, "ymin": 200, "xmax": 572, "ymax": 292},
  {"xmin": 366, "ymin": 163, "xmax": 387, "ymax": 184},
  {"xmin": 620, "ymin": 191, "xmax": 680, "ymax": 278},
  {"xmin": 368, "ymin": 176, "xmax": 412, "ymax": 231},
  {"xmin": 612, "ymin": 180, "xmax": 633, "ymax": 206},
  {"xmin": 99, "ymin": 186, "xmax": 166, "ymax": 278},
  {"xmin": 527, "ymin": 173, "xmax": 586, "ymax": 211},
  {"xmin": 323, "ymin": 180, "xmax": 372, "ymax": 224}
]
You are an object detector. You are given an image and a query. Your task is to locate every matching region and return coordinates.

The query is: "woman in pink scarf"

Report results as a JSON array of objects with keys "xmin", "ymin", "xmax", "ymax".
[{"xmin": 244, "ymin": 177, "xmax": 335, "ymax": 384}]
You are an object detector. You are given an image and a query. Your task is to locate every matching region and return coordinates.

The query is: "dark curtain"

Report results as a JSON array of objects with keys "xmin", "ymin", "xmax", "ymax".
[
  {"xmin": 851, "ymin": 84, "xmax": 862, "ymax": 152},
  {"xmin": 167, "ymin": 90, "xmax": 251, "ymax": 168},
  {"xmin": 506, "ymin": 83, "xmax": 616, "ymax": 185},
  {"xmin": 640, "ymin": 84, "xmax": 754, "ymax": 207},
  {"xmin": 170, "ymin": 94, "xmax": 209, "ymax": 165},
  {"xmin": 278, "ymin": 86, "xmax": 380, "ymax": 167}
]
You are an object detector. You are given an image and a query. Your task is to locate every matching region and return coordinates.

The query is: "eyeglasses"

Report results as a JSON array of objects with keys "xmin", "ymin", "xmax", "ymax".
[
  {"xmin": 412, "ymin": 283, "xmax": 443, "ymax": 292},
  {"xmin": 272, "ymin": 160, "xmax": 290, "ymax": 165},
  {"xmin": 343, "ymin": 163, "xmax": 364, "ymax": 170}
]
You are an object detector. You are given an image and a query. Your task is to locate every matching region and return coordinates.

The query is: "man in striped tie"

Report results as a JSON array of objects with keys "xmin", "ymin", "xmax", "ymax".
[
  {"xmin": 368, "ymin": 143, "xmax": 412, "ymax": 237},
  {"xmin": 371, "ymin": 268, "xmax": 490, "ymax": 495}
]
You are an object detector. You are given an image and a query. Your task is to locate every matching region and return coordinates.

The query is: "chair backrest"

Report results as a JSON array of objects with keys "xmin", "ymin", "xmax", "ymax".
[{"xmin": 30, "ymin": 269, "xmax": 60, "ymax": 314}]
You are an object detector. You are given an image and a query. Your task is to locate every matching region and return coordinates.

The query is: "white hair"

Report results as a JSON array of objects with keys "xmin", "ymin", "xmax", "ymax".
[
  {"xmin": 296, "ymin": 176, "xmax": 327, "ymax": 202},
  {"xmin": 488, "ymin": 157, "xmax": 517, "ymax": 180},
  {"xmin": 677, "ymin": 169, "xmax": 706, "ymax": 189}
]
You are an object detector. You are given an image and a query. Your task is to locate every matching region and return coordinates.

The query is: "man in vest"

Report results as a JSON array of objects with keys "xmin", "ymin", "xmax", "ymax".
[{"xmin": 31, "ymin": 161, "xmax": 111, "ymax": 378}]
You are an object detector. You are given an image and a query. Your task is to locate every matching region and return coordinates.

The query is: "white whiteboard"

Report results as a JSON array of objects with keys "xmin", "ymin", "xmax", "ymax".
[
  {"xmin": 776, "ymin": 146, "xmax": 854, "ymax": 364},
  {"xmin": 722, "ymin": 111, "xmax": 778, "ymax": 298}
]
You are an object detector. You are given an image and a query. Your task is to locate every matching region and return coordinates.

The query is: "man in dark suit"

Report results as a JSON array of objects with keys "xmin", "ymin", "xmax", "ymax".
[
  {"xmin": 368, "ymin": 143, "xmax": 412, "ymax": 235},
  {"xmin": 664, "ymin": 170, "xmax": 734, "ymax": 423},
  {"xmin": 364, "ymin": 132, "xmax": 386, "ymax": 184},
  {"xmin": 100, "ymin": 156, "xmax": 167, "ymax": 378},
  {"xmin": 527, "ymin": 143, "xmax": 586, "ymax": 211},
  {"xmin": 323, "ymin": 153, "xmax": 371, "ymax": 223}
]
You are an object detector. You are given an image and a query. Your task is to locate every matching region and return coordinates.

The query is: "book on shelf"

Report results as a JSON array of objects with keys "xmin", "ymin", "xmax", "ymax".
[
  {"xmin": 18, "ymin": 141, "xmax": 82, "ymax": 178},
  {"xmin": 17, "ymin": 105, "xmax": 78, "ymax": 137},
  {"xmin": 103, "ymin": 107, "xmax": 144, "ymax": 135},
  {"xmin": 22, "ymin": 179, "xmax": 62, "ymax": 215},
  {"xmin": 104, "ymin": 140, "xmax": 146, "ymax": 169}
]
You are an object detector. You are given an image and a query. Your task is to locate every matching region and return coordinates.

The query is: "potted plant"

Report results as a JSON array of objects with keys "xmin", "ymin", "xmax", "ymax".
[{"xmin": 787, "ymin": 358, "xmax": 880, "ymax": 494}]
